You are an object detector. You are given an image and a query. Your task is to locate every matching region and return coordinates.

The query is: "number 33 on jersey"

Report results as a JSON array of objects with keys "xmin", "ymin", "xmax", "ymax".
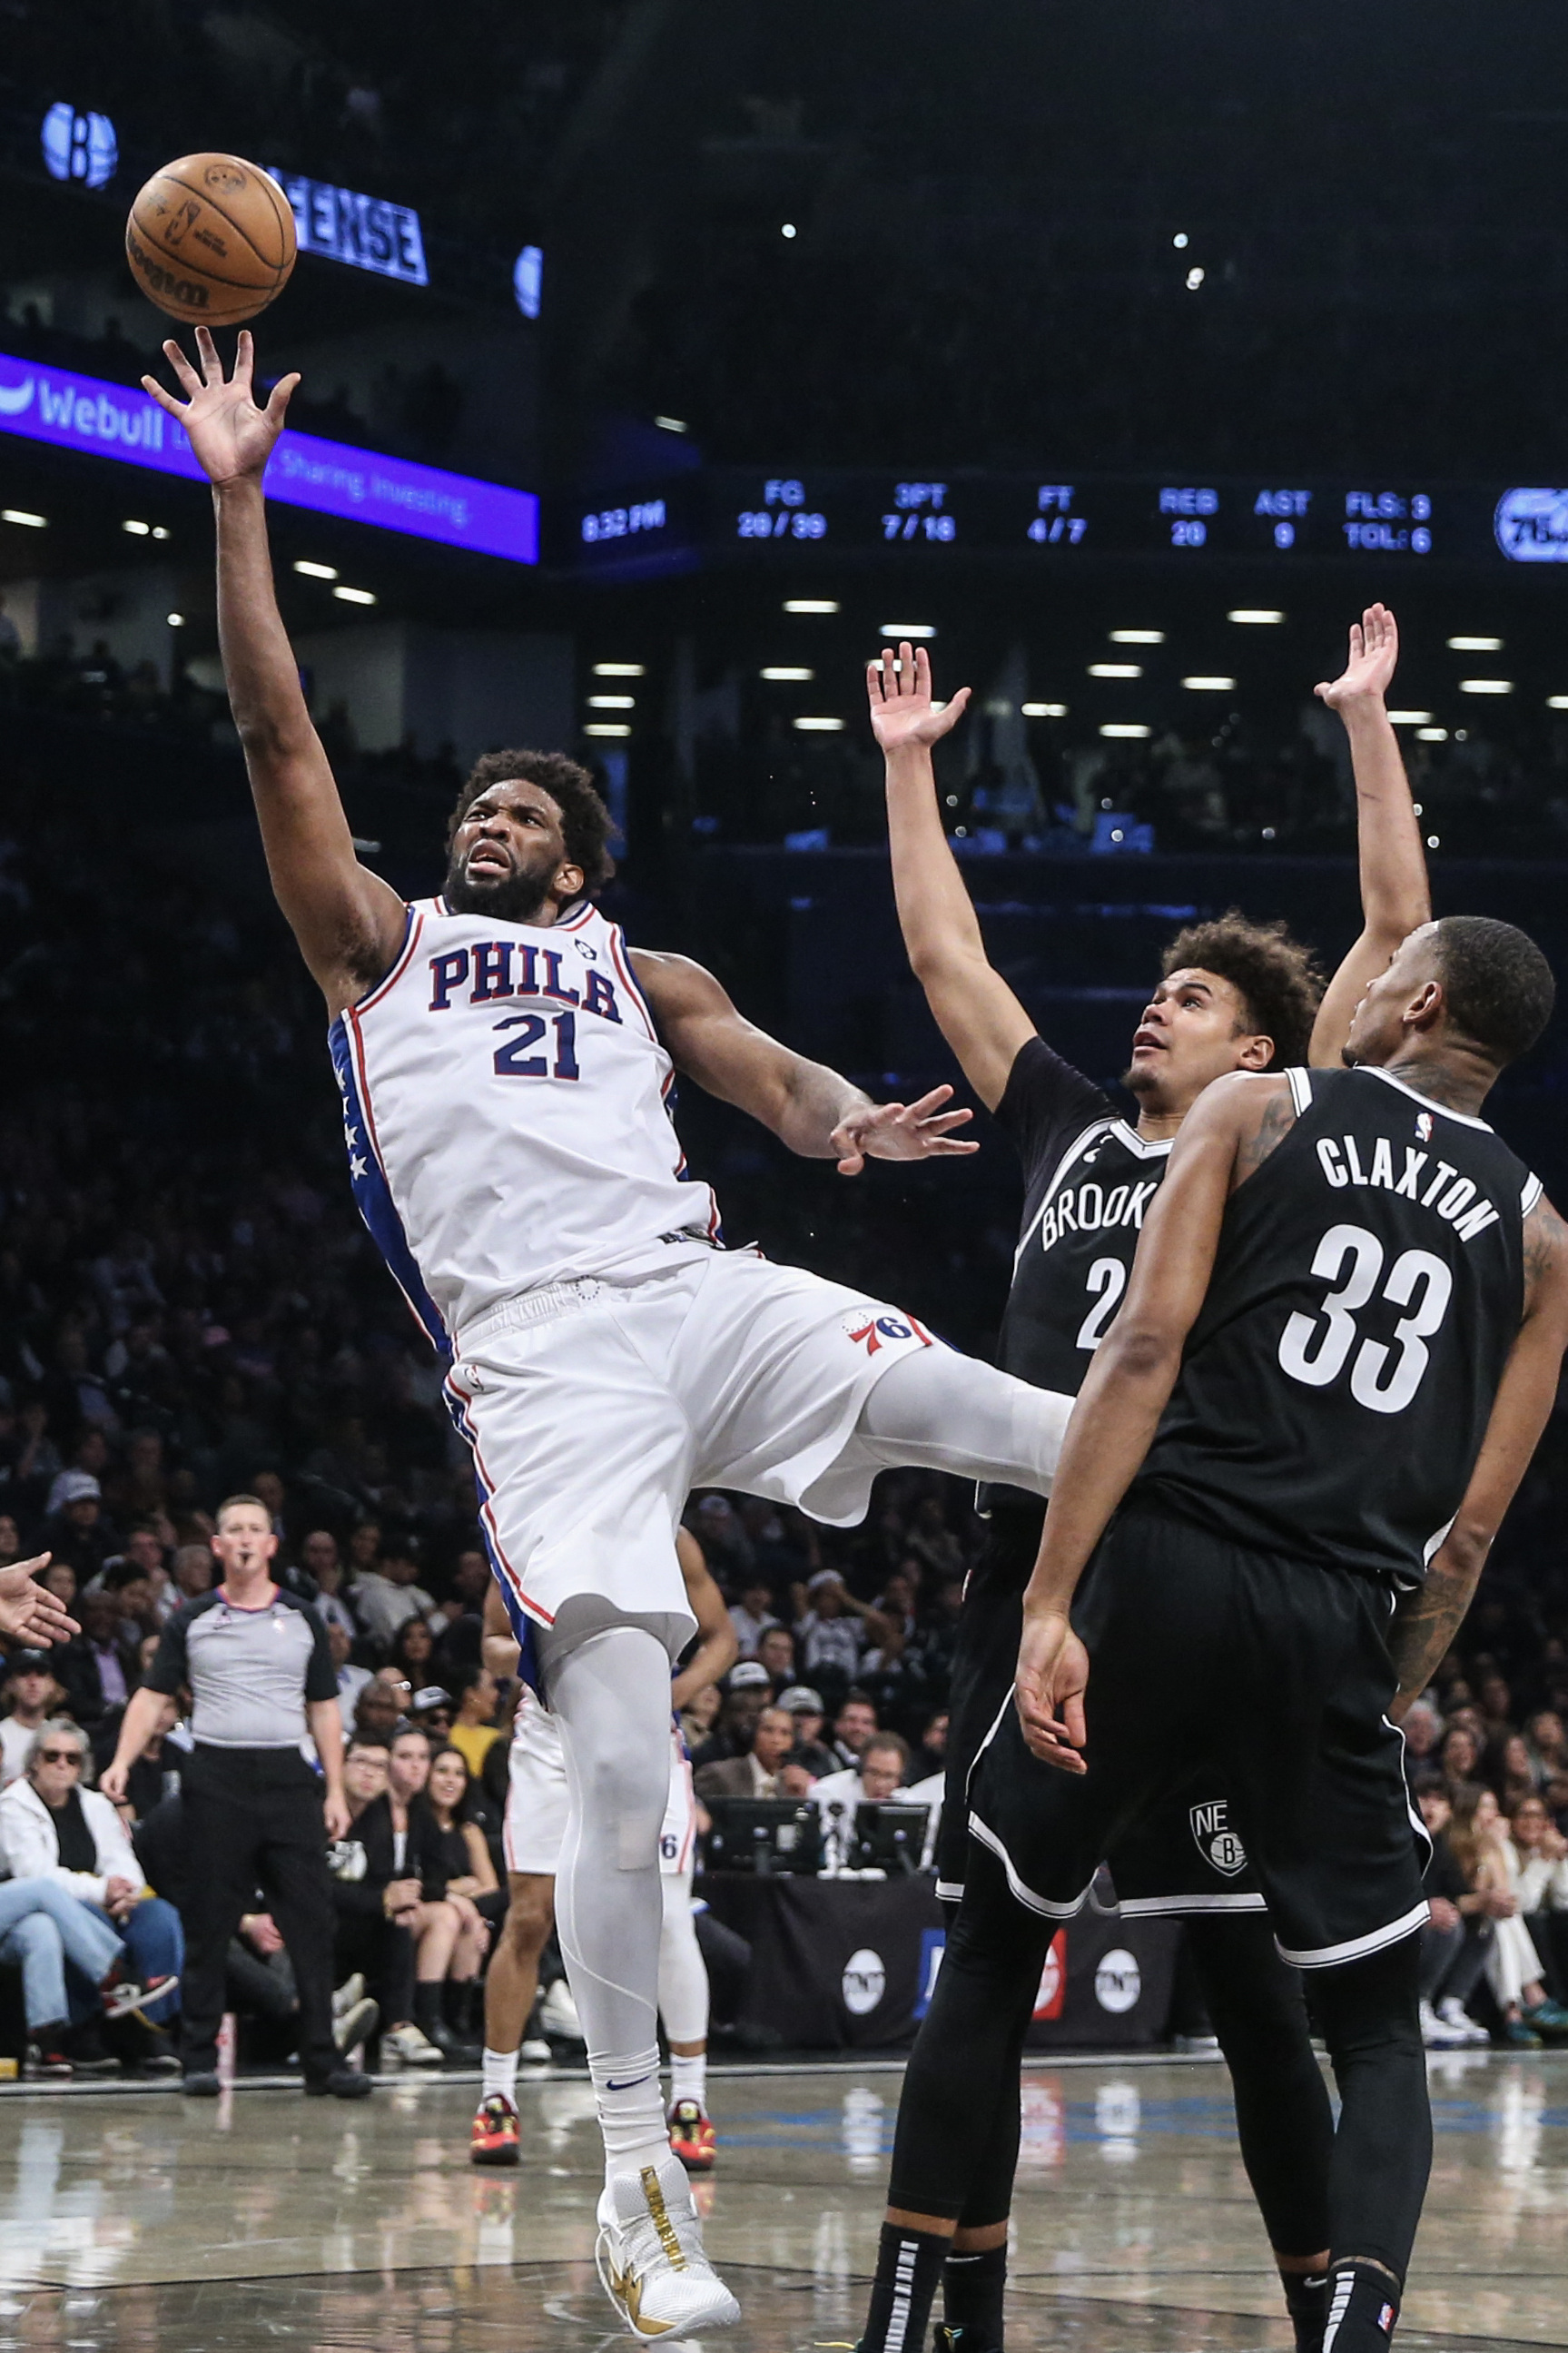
[{"xmin": 330, "ymin": 898, "xmax": 723, "ymax": 1355}]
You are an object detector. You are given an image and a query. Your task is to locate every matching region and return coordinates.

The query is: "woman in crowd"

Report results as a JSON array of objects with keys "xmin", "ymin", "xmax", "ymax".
[
  {"xmin": 420, "ymin": 1744, "xmax": 499, "ymax": 2047},
  {"xmin": 1504, "ymin": 1791, "xmax": 1568, "ymax": 1995},
  {"xmin": 1438, "ymin": 1722, "xmax": 1482, "ymax": 1794},
  {"xmin": 1485, "ymin": 1732, "xmax": 1539, "ymax": 1814},
  {"xmin": 1446, "ymin": 1785, "xmax": 1568, "ymax": 2046},
  {"xmin": 390, "ymin": 1616, "xmax": 437, "ymax": 1686}
]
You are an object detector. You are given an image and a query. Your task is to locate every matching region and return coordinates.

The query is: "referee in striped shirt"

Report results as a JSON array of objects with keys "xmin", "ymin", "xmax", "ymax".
[{"xmin": 104, "ymin": 1494, "xmax": 370, "ymax": 2099}]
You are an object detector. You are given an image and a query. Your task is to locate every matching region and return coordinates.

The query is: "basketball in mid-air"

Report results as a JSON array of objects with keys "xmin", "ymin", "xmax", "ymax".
[{"xmin": 125, "ymin": 153, "xmax": 296, "ymax": 325}]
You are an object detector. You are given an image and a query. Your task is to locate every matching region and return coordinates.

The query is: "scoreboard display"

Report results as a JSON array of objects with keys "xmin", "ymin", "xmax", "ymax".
[{"xmin": 574, "ymin": 468, "xmax": 1566, "ymax": 572}]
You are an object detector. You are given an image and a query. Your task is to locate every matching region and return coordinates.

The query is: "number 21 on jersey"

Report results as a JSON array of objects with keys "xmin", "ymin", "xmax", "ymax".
[{"xmin": 1277, "ymin": 1221, "xmax": 1453, "ymax": 1415}]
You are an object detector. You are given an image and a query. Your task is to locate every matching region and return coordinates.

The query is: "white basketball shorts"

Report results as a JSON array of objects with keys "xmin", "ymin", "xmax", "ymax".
[
  {"xmin": 445, "ymin": 1248, "xmax": 935, "ymax": 1666},
  {"xmin": 504, "ymin": 1697, "xmax": 694, "ymax": 1880}
]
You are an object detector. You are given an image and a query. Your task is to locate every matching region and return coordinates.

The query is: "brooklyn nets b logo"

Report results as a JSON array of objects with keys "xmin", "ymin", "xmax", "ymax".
[{"xmin": 1189, "ymin": 1799, "xmax": 1247, "ymax": 1878}]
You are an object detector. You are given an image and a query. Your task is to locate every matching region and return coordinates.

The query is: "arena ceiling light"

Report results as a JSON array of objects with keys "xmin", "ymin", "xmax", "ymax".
[
  {"xmin": 585, "ymin": 721, "xmax": 631, "ymax": 737},
  {"xmin": 294, "ymin": 559, "xmax": 338, "ymax": 579},
  {"xmin": 1447, "ymin": 636, "xmax": 1503, "ymax": 651},
  {"xmin": 1387, "ymin": 710, "xmax": 1434, "ymax": 725},
  {"xmin": 333, "ymin": 585, "xmax": 377, "ymax": 606},
  {"xmin": 1457, "ymin": 678, "xmax": 1512, "ymax": 695},
  {"xmin": 784, "ymin": 598, "xmax": 839, "ymax": 614},
  {"xmin": 1109, "ymin": 629, "xmax": 1165, "ymax": 644},
  {"xmin": 594, "ymin": 662, "xmax": 646, "ymax": 676},
  {"xmin": 1548, "ymin": 697, "xmax": 1568, "ymax": 710},
  {"xmin": 1416, "ymin": 727, "xmax": 1448, "ymax": 741},
  {"xmin": 1089, "ymin": 663, "xmax": 1141, "ymax": 678},
  {"xmin": 761, "ymin": 667, "xmax": 814, "ymax": 680},
  {"xmin": 1228, "ymin": 608, "xmax": 1284, "ymax": 624},
  {"xmin": 880, "ymin": 623, "xmax": 936, "ymax": 638},
  {"xmin": 166, "ymin": 611, "xmax": 183, "ymax": 627},
  {"xmin": 123, "ymin": 518, "xmax": 150, "ymax": 536},
  {"xmin": 794, "ymin": 716, "xmax": 845, "ymax": 731},
  {"xmin": 1021, "ymin": 702, "xmax": 1068, "ymax": 717},
  {"xmin": 1181, "ymin": 676, "xmax": 1236, "ymax": 691},
  {"xmin": 1, "ymin": 508, "xmax": 45, "ymax": 528},
  {"xmin": 1100, "ymin": 723, "xmax": 1150, "ymax": 739},
  {"xmin": 654, "ymin": 416, "xmax": 688, "ymax": 434},
  {"xmin": 588, "ymin": 694, "xmax": 635, "ymax": 709}
]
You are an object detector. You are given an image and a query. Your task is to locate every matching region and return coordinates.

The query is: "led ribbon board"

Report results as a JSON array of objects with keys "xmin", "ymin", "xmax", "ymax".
[
  {"xmin": 0, "ymin": 351, "xmax": 537, "ymax": 564},
  {"xmin": 270, "ymin": 171, "xmax": 429, "ymax": 288}
]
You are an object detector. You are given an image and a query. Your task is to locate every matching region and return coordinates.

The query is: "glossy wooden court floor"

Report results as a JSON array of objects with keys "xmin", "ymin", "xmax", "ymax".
[{"xmin": 0, "ymin": 2052, "xmax": 1562, "ymax": 2353}]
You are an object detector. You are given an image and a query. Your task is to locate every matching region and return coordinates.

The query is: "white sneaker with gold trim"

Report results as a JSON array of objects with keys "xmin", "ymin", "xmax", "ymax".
[{"xmin": 594, "ymin": 2151, "xmax": 740, "ymax": 2337}]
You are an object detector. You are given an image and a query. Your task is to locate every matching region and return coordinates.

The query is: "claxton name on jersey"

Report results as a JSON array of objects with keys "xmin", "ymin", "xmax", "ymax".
[
  {"xmin": 1315, "ymin": 1134, "xmax": 1499, "ymax": 1242},
  {"xmin": 1034, "ymin": 1176, "xmax": 1160, "ymax": 1256},
  {"xmin": 426, "ymin": 939, "xmax": 623, "ymax": 1022}
]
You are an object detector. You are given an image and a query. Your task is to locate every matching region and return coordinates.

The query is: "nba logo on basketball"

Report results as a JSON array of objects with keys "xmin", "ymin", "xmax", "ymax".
[{"xmin": 1189, "ymin": 1798, "xmax": 1248, "ymax": 1877}]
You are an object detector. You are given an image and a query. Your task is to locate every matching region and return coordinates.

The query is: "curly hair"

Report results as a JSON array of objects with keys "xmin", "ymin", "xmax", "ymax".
[
  {"xmin": 1162, "ymin": 911, "xmax": 1323, "ymax": 1068},
  {"xmin": 447, "ymin": 749, "xmax": 616, "ymax": 897}
]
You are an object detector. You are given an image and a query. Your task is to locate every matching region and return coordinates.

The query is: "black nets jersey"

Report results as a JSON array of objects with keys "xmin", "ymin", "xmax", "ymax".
[
  {"xmin": 1138, "ymin": 1063, "xmax": 1540, "ymax": 1588},
  {"xmin": 985, "ymin": 1036, "xmax": 1172, "ymax": 1508}
]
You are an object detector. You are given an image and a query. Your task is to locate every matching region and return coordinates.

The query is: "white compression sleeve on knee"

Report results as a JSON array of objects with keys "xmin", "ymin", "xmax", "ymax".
[
  {"xmin": 657, "ymin": 1874, "xmax": 710, "ymax": 2048},
  {"xmin": 853, "ymin": 1344, "xmax": 1073, "ymax": 1493},
  {"xmin": 544, "ymin": 1623, "xmax": 674, "ymax": 2175}
]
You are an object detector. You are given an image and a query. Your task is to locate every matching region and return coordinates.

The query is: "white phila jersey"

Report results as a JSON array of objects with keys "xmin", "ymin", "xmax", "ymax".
[{"xmin": 330, "ymin": 895, "xmax": 721, "ymax": 1353}]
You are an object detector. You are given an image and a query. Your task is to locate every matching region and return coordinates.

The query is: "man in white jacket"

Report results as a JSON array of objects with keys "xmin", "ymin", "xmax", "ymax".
[{"xmin": 0, "ymin": 1720, "xmax": 181, "ymax": 2057}]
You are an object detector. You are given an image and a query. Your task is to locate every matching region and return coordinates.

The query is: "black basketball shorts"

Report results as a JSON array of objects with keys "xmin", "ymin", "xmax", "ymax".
[
  {"xmin": 938, "ymin": 1504, "xmax": 1267, "ymax": 1921},
  {"xmin": 966, "ymin": 1500, "xmax": 1432, "ymax": 1967}
]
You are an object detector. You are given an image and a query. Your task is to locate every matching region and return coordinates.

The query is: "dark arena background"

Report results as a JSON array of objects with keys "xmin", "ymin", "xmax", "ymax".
[{"xmin": 0, "ymin": 5, "xmax": 1565, "ymax": 2351}]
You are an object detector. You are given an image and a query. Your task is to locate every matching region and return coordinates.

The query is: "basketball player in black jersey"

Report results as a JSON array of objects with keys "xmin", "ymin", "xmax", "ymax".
[
  {"xmin": 991, "ymin": 914, "xmax": 1565, "ymax": 2353},
  {"xmin": 854, "ymin": 615, "xmax": 1431, "ymax": 2353}
]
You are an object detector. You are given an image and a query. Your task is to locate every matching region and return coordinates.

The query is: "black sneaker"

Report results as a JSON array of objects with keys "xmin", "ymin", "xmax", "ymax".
[
  {"xmin": 182, "ymin": 2071, "xmax": 222, "ymax": 2097},
  {"xmin": 934, "ymin": 2330, "xmax": 1003, "ymax": 2353},
  {"xmin": 305, "ymin": 2068, "xmax": 375, "ymax": 2099},
  {"xmin": 25, "ymin": 2042, "xmax": 73, "ymax": 2080}
]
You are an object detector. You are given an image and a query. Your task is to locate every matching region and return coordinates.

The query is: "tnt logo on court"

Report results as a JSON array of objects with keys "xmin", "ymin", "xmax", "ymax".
[{"xmin": 1189, "ymin": 1798, "xmax": 1248, "ymax": 1877}]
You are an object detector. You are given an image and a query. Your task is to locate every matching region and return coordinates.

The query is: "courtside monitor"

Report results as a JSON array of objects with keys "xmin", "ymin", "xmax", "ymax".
[
  {"xmin": 703, "ymin": 1797, "xmax": 822, "ymax": 1876},
  {"xmin": 849, "ymin": 1802, "xmax": 932, "ymax": 1877}
]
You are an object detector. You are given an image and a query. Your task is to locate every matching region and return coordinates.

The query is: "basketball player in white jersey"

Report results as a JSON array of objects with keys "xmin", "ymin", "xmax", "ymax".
[
  {"xmin": 153, "ymin": 329, "xmax": 1075, "ymax": 2338},
  {"xmin": 472, "ymin": 1531, "xmax": 735, "ymax": 2173}
]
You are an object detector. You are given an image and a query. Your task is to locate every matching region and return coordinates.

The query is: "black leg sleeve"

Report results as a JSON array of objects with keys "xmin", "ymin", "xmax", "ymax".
[
  {"xmin": 1188, "ymin": 1913, "xmax": 1333, "ymax": 2260},
  {"xmin": 1311, "ymin": 1934, "xmax": 1432, "ymax": 2285},
  {"xmin": 886, "ymin": 1844, "xmax": 1052, "ymax": 2227},
  {"xmin": 258, "ymin": 1784, "xmax": 340, "ymax": 2086}
]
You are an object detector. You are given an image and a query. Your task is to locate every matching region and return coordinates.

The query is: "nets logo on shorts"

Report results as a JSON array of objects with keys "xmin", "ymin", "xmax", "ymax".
[{"xmin": 1189, "ymin": 1798, "xmax": 1248, "ymax": 1878}]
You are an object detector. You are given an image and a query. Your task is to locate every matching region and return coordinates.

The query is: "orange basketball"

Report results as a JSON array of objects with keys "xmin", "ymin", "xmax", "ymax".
[{"xmin": 125, "ymin": 153, "xmax": 296, "ymax": 326}]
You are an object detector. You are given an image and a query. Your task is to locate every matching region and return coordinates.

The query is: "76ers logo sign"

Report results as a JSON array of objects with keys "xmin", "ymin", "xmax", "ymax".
[
  {"xmin": 1189, "ymin": 1798, "xmax": 1248, "ymax": 1878},
  {"xmin": 845, "ymin": 1310, "xmax": 932, "ymax": 1356}
]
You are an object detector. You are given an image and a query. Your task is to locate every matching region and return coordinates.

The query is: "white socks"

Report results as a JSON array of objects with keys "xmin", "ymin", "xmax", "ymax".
[
  {"xmin": 669, "ymin": 2049, "xmax": 707, "ymax": 2108},
  {"xmin": 482, "ymin": 2045, "xmax": 519, "ymax": 2103}
]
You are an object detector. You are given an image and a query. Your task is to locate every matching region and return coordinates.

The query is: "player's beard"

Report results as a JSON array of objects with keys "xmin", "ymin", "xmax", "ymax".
[{"xmin": 443, "ymin": 846, "xmax": 560, "ymax": 925}]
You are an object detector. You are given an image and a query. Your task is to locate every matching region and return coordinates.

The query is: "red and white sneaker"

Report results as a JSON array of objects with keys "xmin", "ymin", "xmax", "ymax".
[
  {"xmin": 470, "ymin": 2092, "xmax": 521, "ymax": 2167},
  {"xmin": 667, "ymin": 2096, "xmax": 717, "ymax": 2171},
  {"xmin": 102, "ymin": 1972, "xmax": 180, "ymax": 2021}
]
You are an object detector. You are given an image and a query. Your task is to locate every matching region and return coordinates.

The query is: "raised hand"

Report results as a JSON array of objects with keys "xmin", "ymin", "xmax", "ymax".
[
  {"xmin": 867, "ymin": 642, "xmax": 972, "ymax": 752},
  {"xmin": 143, "ymin": 326, "xmax": 299, "ymax": 488},
  {"xmin": 830, "ymin": 1083, "xmax": 978, "ymax": 1174},
  {"xmin": 0, "ymin": 1557, "xmax": 77, "ymax": 1646},
  {"xmin": 1013, "ymin": 1611, "xmax": 1090, "ymax": 1775},
  {"xmin": 1315, "ymin": 602, "xmax": 1399, "ymax": 712}
]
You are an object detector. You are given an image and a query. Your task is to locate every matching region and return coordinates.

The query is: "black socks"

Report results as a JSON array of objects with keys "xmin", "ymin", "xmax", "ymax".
[
  {"xmin": 859, "ymin": 2224, "xmax": 951, "ymax": 2353},
  {"xmin": 940, "ymin": 2242, "xmax": 1008, "ymax": 2351},
  {"xmin": 1322, "ymin": 2261, "xmax": 1402, "ymax": 2353},
  {"xmin": 1280, "ymin": 2268, "xmax": 1329, "ymax": 2353}
]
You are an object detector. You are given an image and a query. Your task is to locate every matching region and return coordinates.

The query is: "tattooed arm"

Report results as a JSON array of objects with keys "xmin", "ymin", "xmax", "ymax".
[
  {"xmin": 1388, "ymin": 1191, "xmax": 1568, "ymax": 1715},
  {"xmin": 1016, "ymin": 1073, "xmax": 1295, "ymax": 1764}
]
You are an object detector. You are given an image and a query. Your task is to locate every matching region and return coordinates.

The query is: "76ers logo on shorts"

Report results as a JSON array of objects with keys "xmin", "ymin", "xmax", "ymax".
[
  {"xmin": 1189, "ymin": 1798, "xmax": 1248, "ymax": 1878},
  {"xmin": 844, "ymin": 1310, "xmax": 932, "ymax": 1357}
]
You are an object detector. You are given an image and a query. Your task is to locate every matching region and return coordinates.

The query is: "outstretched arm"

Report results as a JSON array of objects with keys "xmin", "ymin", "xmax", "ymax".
[
  {"xmin": 1014, "ymin": 1073, "xmax": 1293, "ymax": 1769},
  {"xmin": 143, "ymin": 330, "xmax": 407, "ymax": 1014},
  {"xmin": 630, "ymin": 947, "xmax": 979, "ymax": 1172},
  {"xmin": 1387, "ymin": 1194, "xmax": 1568, "ymax": 1711},
  {"xmin": 868, "ymin": 644, "xmax": 1034, "ymax": 1111},
  {"xmin": 1309, "ymin": 605, "xmax": 1430, "ymax": 1065}
]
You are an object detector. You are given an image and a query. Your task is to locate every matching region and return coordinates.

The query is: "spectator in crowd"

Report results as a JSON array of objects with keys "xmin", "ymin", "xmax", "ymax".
[
  {"xmin": 1414, "ymin": 1781, "xmax": 1491, "ymax": 2047},
  {"xmin": 172, "ymin": 1545, "xmax": 212, "ymax": 1602},
  {"xmin": 0, "ymin": 1719, "xmax": 182, "ymax": 2049},
  {"xmin": 101, "ymin": 1495, "xmax": 364, "ymax": 2100},
  {"xmin": 830, "ymin": 1693, "xmax": 879, "ymax": 1768},
  {"xmin": 1, "ymin": 1652, "xmax": 62, "ymax": 1788},
  {"xmin": 689, "ymin": 1664, "xmax": 772, "ymax": 1768},
  {"xmin": 328, "ymin": 1621, "xmax": 372, "ymax": 1717},
  {"xmin": 300, "ymin": 1532, "xmax": 356, "ymax": 1640},
  {"xmin": 352, "ymin": 1674, "xmax": 409, "ymax": 1746},
  {"xmin": 45, "ymin": 1472, "xmax": 118, "ymax": 1582},
  {"xmin": 810, "ymin": 1733, "xmax": 912, "ymax": 1866},
  {"xmin": 328, "ymin": 1736, "xmax": 439, "ymax": 2068},
  {"xmin": 1504, "ymin": 1792, "xmax": 1568, "ymax": 1992},
  {"xmin": 794, "ymin": 1570, "xmax": 888, "ymax": 1684},
  {"xmin": 695, "ymin": 1706, "xmax": 796, "ymax": 1801},
  {"xmin": 350, "ymin": 1539, "xmax": 436, "ymax": 1649},
  {"xmin": 1527, "ymin": 1710, "xmax": 1567, "ymax": 1785},
  {"xmin": 756, "ymin": 1625, "xmax": 796, "ymax": 1689},
  {"xmin": 1486, "ymin": 1732, "xmax": 1539, "ymax": 1813},
  {"xmin": 689, "ymin": 1494, "xmax": 754, "ymax": 1587},
  {"xmin": 59, "ymin": 1591, "xmax": 140, "ymax": 1728},
  {"xmin": 913, "ymin": 1710, "xmax": 950, "ymax": 1781},
  {"xmin": 446, "ymin": 1666, "xmax": 502, "ymax": 1779},
  {"xmin": 421, "ymin": 1744, "xmax": 499, "ymax": 2043},
  {"xmin": 679, "ymin": 1683, "xmax": 723, "ymax": 1753},
  {"xmin": 727, "ymin": 1578, "xmax": 780, "ymax": 1658},
  {"xmin": 777, "ymin": 1686, "xmax": 836, "ymax": 1778},
  {"xmin": 429, "ymin": 1549, "xmax": 490, "ymax": 1676},
  {"xmin": 390, "ymin": 1615, "xmax": 438, "ymax": 1687},
  {"xmin": 1447, "ymin": 1784, "xmax": 1568, "ymax": 2046},
  {"xmin": 372, "ymin": 1725, "xmax": 477, "ymax": 2057},
  {"xmin": 1400, "ymin": 1699, "xmax": 1443, "ymax": 1777},
  {"xmin": 0, "ymin": 1873, "xmax": 160, "ymax": 2079},
  {"xmin": 1439, "ymin": 1723, "xmax": 1482, "ymax": 1794}
]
